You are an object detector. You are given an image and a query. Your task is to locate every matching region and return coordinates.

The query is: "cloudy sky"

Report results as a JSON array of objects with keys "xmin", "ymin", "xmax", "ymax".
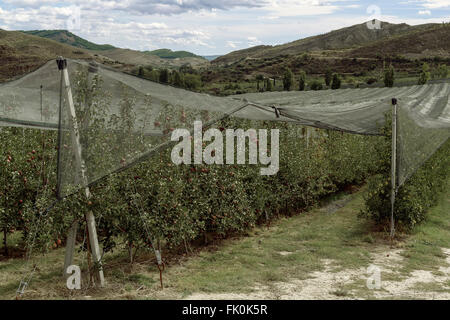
[{"xmin": 0, "ymin": 0, "xmax": 449, "ymax": 55}]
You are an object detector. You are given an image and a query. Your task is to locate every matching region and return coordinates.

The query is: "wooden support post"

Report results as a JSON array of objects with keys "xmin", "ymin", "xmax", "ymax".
[
  {"xmin": 390, "ymin": 98, "xmax": 398, "ymax": 239},
  {"xmin": 63, "ymin": 221, "xmax": 78, "ymax": 277},
  {"xmin": 58, "ymin": 57, "xmax": 105, "ymax": 286}
]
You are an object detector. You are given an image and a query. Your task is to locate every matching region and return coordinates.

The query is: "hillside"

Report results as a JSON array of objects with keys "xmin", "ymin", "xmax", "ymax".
[
  {"xmin": 22, "ymin": 30, "xmax": 115, "ymax": 51},
  {"xmin": 0, "ymin": 29, "xmax": 94, "ymax": 82},
  {"xmin": 200, "ymin": 22, "xmax": 450, "ymax": 86},
  {"xmin": 203, "ymin": 55, "xmax": 221, "ymax": 61},
  {"xmin": 20, "ymin": 30, "xmax": 208, "ymax": 70},
  {"xmin": 96, "ymin": 48, "xmax": 209, "ymax": 70},
  {"xmin": 347, "ymin": 23, "xmax": 450, "ymax": 59},
  {"xmin": 145, "ymin": 48, "xmax": 201, "ymax": 59},
  {"xmin": 213, "ymin": 21, "xmax": 438, "ymax": 65}
]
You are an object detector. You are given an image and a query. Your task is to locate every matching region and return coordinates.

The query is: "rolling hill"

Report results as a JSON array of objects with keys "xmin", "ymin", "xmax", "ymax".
[
  {"xmin": 202, "ymin": 21, "xmax": 450, "ymax": 85},
  {"xmin": 20, "ymin": 30, "xmax": 209, "ymax": 70},
  {"xmin": 212, "ymin": 21, "xmax": 439, "ymax": 65},
  {"xmin": 95, "ymin": 48, "xmax": 209, "ymax": 71},
  {"xmin": 22, "ymin": 30, "xmax": 115, "ymax": 51},
  {"xmin": 347, "ymin": 23, "xmax": 450, "ymax": 59},
  {"xmin": 0, "ymin": 29, "xmax": 94, "ymax": 82},
  {"xmin": 145, "ymin": 48, "xmax": 201, "ymax": 59}
]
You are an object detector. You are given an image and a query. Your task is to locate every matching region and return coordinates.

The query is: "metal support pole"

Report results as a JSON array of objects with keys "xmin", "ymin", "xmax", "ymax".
[
  {"xmin": 58, "ymin": 57, "xmax": 105, "ymax": 286},
  {"xmin": 40, "ymin": 85, "xmax": 43, "ymax": 121},
  {"xmin": 390, "ymin": 98, "xmax": 398, "ymax": 239}
]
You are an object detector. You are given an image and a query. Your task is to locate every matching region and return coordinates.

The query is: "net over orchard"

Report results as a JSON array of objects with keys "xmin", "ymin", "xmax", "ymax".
[{"xmin": 0, "ymin": 58, "xmax": 448, "ymax": 198}]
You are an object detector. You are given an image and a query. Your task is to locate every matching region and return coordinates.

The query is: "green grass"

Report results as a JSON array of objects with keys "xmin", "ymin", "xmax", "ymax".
[
  {"xmin": 399, "ymin": 181, "xmax": 450, "ymax": 274},
  {"xmin": 168, "ymin": 190, "xmax": 377, "ymax": 294},
  {"xmin": 22, "ymin": 30, "xmax": 115, "ymax": 51},
  {"xmin": 168, "ymin": 180, "xmax": 449, "ymax": 297}
]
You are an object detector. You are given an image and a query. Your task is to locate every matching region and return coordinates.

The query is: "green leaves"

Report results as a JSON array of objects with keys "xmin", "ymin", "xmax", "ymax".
[
  {"xmin": 361, "ymin": 116, "xmax": 450, "ymax": 231},
  {"xmin": 418, "ymin": 62, "xmax": 431, "ymax": 85},
  {"xmin": 1, "ymin": 114, "xmax": 383, "ymax": 256},
  {"xmin": 384, "ymin": 64, "xmax": 395, "ymax": 88}
]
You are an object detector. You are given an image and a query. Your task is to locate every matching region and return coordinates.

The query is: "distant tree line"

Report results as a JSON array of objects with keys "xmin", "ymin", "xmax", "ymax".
[
  {"xmin": 280, "ymin": 67, "xmax": 341, "ymax": 92},
  {"xmin": 136, "ymin": 64, "xmax": 202, "ymax": 90}
]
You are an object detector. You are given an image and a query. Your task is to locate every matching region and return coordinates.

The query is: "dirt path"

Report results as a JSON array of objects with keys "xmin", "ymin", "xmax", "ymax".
[
  {"xmin": 184, "ymin": 247, "xmax": 450, "ymax": 300},
  {"xmin": 180, "ymin": 188, "xmax": 450, "ymax": 300}
]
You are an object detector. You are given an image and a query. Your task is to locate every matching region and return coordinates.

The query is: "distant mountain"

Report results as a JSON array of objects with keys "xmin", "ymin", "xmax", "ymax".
[
  {"xmin": 96, "ymin": 48, "xmax": 209, "ymax": 70},
  {"xmin": 203, "ymin": 55, "xmax": 222, "ymax": 61},
  {"xmin": 20, "ymin": 30, "xmax": 208, "ymax": 69},
  {"xmin": 145, "ymin": 48, "xmax": 202, "ymax": 59},
  {"xmin": 213, "ymin": 21, "xmax": 439, "ymax": 65},
  {"xmin": 22, "ymin": 30, "xmax": 116, "ymax": 51}
]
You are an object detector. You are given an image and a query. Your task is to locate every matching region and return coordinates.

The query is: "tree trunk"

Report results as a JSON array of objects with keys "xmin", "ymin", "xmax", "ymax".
[
  {"xmin": 3, "ymin": 229, "xmax": 8, "ymax": 257},
  {"xmin": 128, "ymin": 241, "xmax": 134, "ymax": 265}
]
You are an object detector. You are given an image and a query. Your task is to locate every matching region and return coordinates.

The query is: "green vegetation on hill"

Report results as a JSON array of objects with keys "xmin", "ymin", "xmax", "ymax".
[
  {"xmin": 145, "ymin": 48, "xmax": 201, "ymax": 59},
  {"xmin": 213, "ymin": 21, "xmax": 440, "ymax": 65},
  {"xmin": 0, "ymin": 29, "xmax": 93, "ymax": 82},
  {"xmin": 22, "ymin": 30, "xmax": 115, "ymax": 51}
]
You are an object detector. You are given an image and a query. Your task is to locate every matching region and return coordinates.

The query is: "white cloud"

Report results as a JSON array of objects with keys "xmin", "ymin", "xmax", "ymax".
[
  {"xmin": 226, "ymin": 40, "xmax": 242, "ymax": 48},
  {"xmin": 247, "ymin": 36, "xmax": 262, "ymax": 46},
  {"xmin": 418, "ymin": 10, "xmax": 432, "ymax": 15},
  {"xmin": 2, "ymin": 0, "xmax": 448, "ymax": 55},
  {"xmin": 3, "ymin": 0, "xmax": 272, "ymax": 15},
  {"xmin": 403, "ymin": 0, "xmax": 450, "ymax": 9},
  {"xmin": 257, "ymin": 0, "xmax": 347, "ymax": 17}
]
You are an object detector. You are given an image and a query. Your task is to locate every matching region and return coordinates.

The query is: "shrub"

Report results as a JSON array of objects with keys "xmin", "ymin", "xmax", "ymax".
[
  {"xmin": 184, "ymin": 74, "xmax": 202, "ymax": 90},
  {"xmin": 437, "ymin": 64, "xmax": 448, "ymax": 79},
  {"xmin": 384, "ymin": 64, "xmax": 395, "ymax": 87},
  {"xmin": 172, "ymin": 71, "xmax": 184, "ymax": 87},
  {"xmin": 159, "ymin": 69, "xmax": 170, "ymax": 83},
  {"xmin": 418, "ymin": 63, "xmax": 431, "ymax": 85},
  {"xmin": 309, "ymin": 80, "xmax": 323, "ymax": 91}
]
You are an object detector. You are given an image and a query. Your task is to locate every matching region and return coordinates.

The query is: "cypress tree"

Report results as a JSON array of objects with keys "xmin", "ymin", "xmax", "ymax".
[
  {"xmin": 283, "ymin": 68, "xmax": 294, "ymax": 91},
  {"xmin": 384, "ymin": 64, "xmax": 395, "ymax": 87},
  {"xmin": 325, "ymin": 68, "xmax": 332, "ymax": 87},
  {"xmin": 331, "ymin": 74, "xmax": 341, "ymax": 90},
  {"xmin": 418, "ymin": 63, "xmax": 431, "ymax": 85},
  {"xmin": 298, "ymin": 70, "xmax": 306, "ymax": 91}
]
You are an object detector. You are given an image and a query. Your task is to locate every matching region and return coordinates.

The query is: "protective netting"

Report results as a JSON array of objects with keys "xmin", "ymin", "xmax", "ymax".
[
  {"xmin": 397, "ymin": 96, "xmax": 450, "ymax": 187},
  {"xmin": 0, "ymin": 59, "xmax": 246, "ymax": 197},
  {"xmin": 56, "ymin": 60, "xmax": 245, "ymax": 197},
  {"xmin": 235, "ymin": 83, "xmax": 450, "ymax": 135},
  {"xmin": 0, "ymin": 58, "xmax": 449, "ymax": 197}
]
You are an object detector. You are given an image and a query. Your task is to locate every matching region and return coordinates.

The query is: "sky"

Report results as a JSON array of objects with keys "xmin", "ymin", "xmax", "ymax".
[{"xmin": 0, "ymin": 0, "xmax": 449, "ymax": 56}]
